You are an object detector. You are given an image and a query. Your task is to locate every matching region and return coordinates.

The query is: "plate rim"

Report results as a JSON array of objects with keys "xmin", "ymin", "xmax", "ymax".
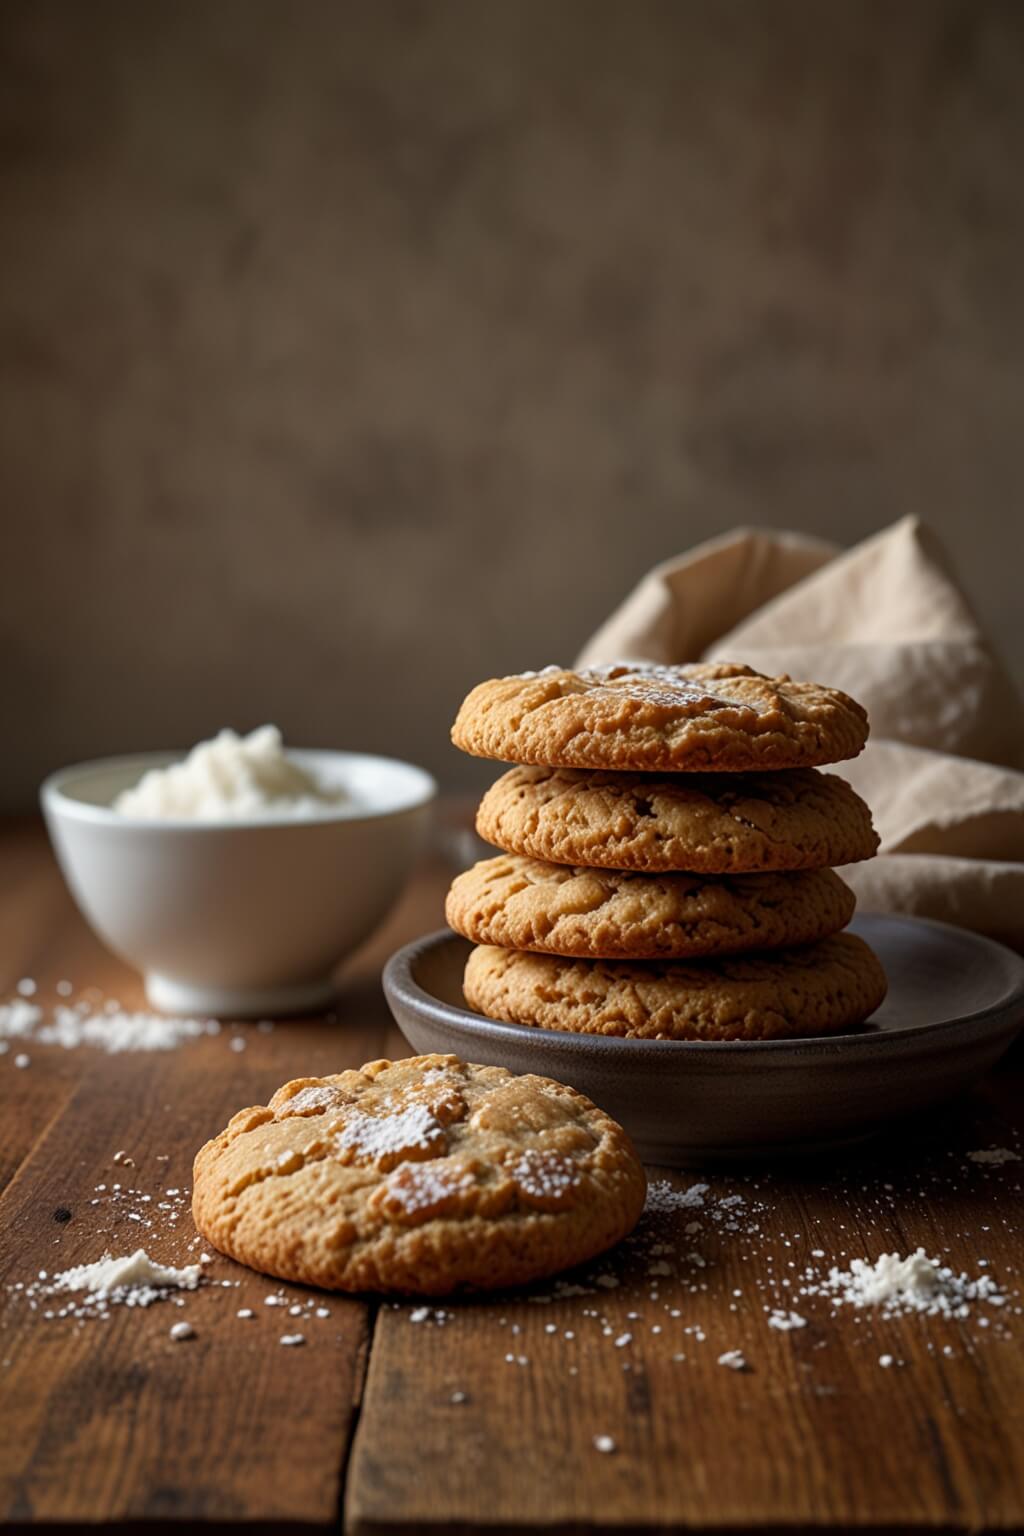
[{"xmin": 383, "ymin": 912, "xmax": 1024, "ymax": 1060}]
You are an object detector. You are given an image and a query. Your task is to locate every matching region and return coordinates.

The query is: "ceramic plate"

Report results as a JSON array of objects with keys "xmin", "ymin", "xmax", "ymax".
[{"xmin": 383, "ymin": 913, "xmax": 1024, "ymax": 1166}]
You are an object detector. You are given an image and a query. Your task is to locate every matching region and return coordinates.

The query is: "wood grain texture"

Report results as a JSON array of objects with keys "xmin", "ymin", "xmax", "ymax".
[
  {"xmin": 0, "ymin": 820, "xmax": 443, "ymax": 1530},
  {"xmin": 1, "ymin": 816, "xmax": 1023, "ymax": 1535},
  {"xmin": 347, "ymin": 1087, "xmax": 1024, "ymax": 1534},
  {"xmin": 1, "ymin": 1051, "xmax": 369, "ymax": 1527}
]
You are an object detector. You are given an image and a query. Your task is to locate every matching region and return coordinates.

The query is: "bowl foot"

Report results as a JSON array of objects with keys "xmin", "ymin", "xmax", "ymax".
[{"xmin": 144, "ymin": 971, "xmax": 338, "ymax": 1019}]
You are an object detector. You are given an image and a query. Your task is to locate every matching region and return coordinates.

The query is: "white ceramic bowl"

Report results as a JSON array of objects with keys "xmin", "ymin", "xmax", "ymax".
[{"xmin": 41, "ymin": 749, "xmax": 436, "ymax": 1017}]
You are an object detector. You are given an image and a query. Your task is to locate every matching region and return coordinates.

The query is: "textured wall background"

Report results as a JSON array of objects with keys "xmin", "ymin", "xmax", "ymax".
[{"xmin": 1, "ymin": 0, "xmax": 1022, "ymax": 805}]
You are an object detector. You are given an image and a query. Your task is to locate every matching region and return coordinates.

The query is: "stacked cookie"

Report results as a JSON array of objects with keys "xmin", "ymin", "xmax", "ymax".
[{"xmin": 446, "ymin": 662, "xmax": 887, "ymax": 1041}]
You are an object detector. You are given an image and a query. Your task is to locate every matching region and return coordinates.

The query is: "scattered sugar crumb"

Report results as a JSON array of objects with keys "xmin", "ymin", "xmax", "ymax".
[
  {"xmin": 169, "ymin": 1321, "xmax": 194, "ymax": 1341},
  {"xmin": 768, "ymin": 1310, "xmax": 807, "ymax": 1332},
  {"xmin": 811, "ymin": 1249, "xmax": 1005, "ymax": 1318},
  {"xmin": 717, "ymin": 1349, "xmax": 748, "ymax": 1371},
  {"xmin": 279, "ymin": 1333, "xmax": 305, "ymax": 1347},
  {"xmin": 52, "ymin": 1249, "xmax": 201, "ymax": 1298},
  {"xmin": 0, "ymin": 989, "xmax": 244, "ymax": 1054},
  {"xmin": 593, "ymin": 1435, "xmax": 616, "ymax": 1454},
  {"xmin": 645, "ymin": 1179, "xmax": 708, "ymax": 1214},
  {"xmin": 8, "ymin": 1248, "xmax": 204, "ymax": 1319}
]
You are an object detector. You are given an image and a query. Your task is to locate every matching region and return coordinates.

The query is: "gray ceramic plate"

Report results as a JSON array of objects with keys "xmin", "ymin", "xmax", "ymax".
[{"xmin": 382, "ymin": 914, "xmax": 1024, "ymax": 1166}]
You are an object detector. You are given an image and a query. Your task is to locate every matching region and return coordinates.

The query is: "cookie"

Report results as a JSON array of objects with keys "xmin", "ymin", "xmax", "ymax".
[
  {"xmin": 476, "ymin": 764, "xmax": 878, "ymax": 874},
  {"xmin": 192, "ymin": 1054, "xmax": 646, "ymax": 1295},
  {"xmin": 452, "ymin": 662, "xmax": 868, "ymax": 772},
  {"xmin": 463, "ymin": 935, "xmax": 887, "ymax": 1041},
  {"xmin": 446, "ymin": 855, "xmax": 855, "ymax": 960}
]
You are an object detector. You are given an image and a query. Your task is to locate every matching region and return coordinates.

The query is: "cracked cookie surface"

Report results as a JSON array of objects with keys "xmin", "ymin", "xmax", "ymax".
[
  {"xmin": 447, "ymin": 855, "xmax": 855, "ymax": 960},
  {"xmin": 476, "ymin": 764, "xmax": 878, "ymax": 873},
  {"xmin": 452, "ymin": 662, "xmax": 869, "ymax": 772},
  {"xmin": 463, "ymin": 935, "xmax": 887, "ymax": 1041},
  {"xmin": 192, "ymin": 1055, "xmax": 646, "ymax": 1294}
]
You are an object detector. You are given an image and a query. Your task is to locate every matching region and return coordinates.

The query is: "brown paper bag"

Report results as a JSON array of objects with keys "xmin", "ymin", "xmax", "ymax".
[{"xmin": 577, "ymin": 517, "xmax": 1024, "ymax": 949}]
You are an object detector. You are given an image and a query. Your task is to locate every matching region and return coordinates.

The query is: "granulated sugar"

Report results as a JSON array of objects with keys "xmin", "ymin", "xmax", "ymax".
[
  {"xmin": 1, "ymin": 993, "xmax": 217, "ymax": 1052},
  {"xmin": 644, "ymin": 1180, "xmax": 709, "ymax": 1215},
  {"xmin": 40, "ymin": 1006, "xmax": 219, "ymax": 1052},
  {"xmin": 0, "ymin": 999, "xmax": 42, "ymax": 1038},
  {"xmin": 51, "ymin": 1249, "xmax": 202, "ymax": 1303},
  {"xmin": 11, "ymin": 1248, "xmax": 206, "ymax": 1320},
  {"xmin": 968, "ymin": 1148, "xmax": 1020, "ymax": 1166},
  {"xmin": 1, "ymin": 984, "xmax": 272, "ymax": 1054},
  {"xmin": 810, "ymin": 1248, "xmax": 1006, "ymax": 1318},
  {"xmin": 767, "ymin": 1309, "xmax": 807, "ymax": 1331}
]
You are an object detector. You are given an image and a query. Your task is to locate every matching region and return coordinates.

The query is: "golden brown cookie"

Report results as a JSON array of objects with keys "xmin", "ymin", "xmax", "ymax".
[
  {"xmin": 476, "ymin": 764, "xmax": 878, "ymax": 873},
  {"xmin": 463, "ymin": 935, "xmax": 887, "ymax": 1042},
  {"xmin": 446, "ymin": 855, "xmax": 855, "ymax": 960},
  {"xmin": 192, "ymin": 1055, "xmax": 646, "ymax": 1295},
  {"xmin": 452, "ymin": 663, "xmax": 869, "ymax": 772}
]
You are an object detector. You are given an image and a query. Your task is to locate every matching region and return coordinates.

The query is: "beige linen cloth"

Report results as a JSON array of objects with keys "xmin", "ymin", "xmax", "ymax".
[{"xmin": 577, "ymin": 516, "xmax": 1024, "ymax": 950}]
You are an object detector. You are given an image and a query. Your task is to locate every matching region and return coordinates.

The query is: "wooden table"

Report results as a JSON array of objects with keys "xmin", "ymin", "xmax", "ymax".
[{"xmin": 2, "ymin": 814, "xmax": 1023, "ymax": 1536}]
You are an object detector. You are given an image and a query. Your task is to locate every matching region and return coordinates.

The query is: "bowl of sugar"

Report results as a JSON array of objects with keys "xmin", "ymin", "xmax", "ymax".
[{"xmin": 41, "ymin": 726, "xmax": 436, "ymax": 1016}]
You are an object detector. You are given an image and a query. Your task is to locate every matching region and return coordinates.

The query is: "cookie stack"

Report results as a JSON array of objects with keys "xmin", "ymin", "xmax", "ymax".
[{"xmin": 445, "ymin": 662, "xmax": 887, "ymax": 1041}]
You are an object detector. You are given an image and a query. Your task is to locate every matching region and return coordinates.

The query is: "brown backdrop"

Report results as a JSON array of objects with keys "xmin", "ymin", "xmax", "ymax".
[{"xmin": 2, "ymin": 0, "xmax": 1022, "ymax": 805}]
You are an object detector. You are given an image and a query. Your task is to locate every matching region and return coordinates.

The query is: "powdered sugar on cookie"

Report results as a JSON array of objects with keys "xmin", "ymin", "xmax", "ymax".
[{"xmin": 335, "ymin": 1102, "xmax": 448, "ymax": 1167}]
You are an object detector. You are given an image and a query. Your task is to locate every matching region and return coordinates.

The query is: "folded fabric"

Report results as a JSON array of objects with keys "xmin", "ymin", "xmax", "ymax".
[{"xmin": 577, "ymin": 516, "xmax": 1024, "ymax": 950}]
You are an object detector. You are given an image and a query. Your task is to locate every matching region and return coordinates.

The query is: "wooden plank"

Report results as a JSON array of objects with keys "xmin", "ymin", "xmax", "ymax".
[
  {"xmin": 0, "ymin": 1034, "xmax": 376, "ymax": 1525},
  {"xmin": 0, "ymin": 823, "xmax": 96, "ymax": 1191},
  {"xmin": 346, "ymin": 1084, "xmax": 1024, "ymax": 1534},
  {"xmin": 0, "ymin": 819, "xmax": 451, "ymax": 1529}
]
